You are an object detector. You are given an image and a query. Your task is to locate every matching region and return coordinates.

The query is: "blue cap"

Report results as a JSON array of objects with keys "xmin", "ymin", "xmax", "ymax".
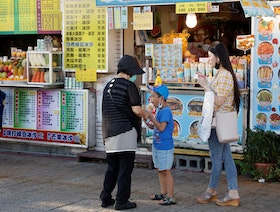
[{"xmin": 148, "ymin": 84, "xmax": 169, "ymax": 100}]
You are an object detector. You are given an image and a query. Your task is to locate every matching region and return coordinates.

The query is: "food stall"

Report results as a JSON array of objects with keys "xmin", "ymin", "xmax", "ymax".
[
  {"xmin": 0, "ymin": 0, "xmax": 102, "ymax": 156},
  {"xmin": 92, "ymin": 1, "xmax": 263, "ymax": 169}
]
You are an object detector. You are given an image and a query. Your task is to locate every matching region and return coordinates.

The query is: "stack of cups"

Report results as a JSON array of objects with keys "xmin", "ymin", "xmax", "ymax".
[
  {"xmin": 190, "ymin": 62, "xmax": 198, "ymax": 82},
  {"xmin": 184, "ymin": 62, "xmax": 191, "ymax": 82}
]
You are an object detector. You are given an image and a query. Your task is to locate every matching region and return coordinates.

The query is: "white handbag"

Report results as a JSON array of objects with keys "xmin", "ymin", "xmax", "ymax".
[{"xmin": 215, "ymin": 111, "xmax": 239, "ymax": 143}]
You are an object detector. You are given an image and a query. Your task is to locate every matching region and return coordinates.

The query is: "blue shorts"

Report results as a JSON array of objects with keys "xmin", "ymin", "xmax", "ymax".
[{"xmin": 152, "ymin": 146, "xmax": 174, "ymax": 171}]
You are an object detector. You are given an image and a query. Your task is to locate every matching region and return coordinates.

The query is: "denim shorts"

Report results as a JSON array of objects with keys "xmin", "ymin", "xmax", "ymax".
[{"xmin": 152, "ymin": 146, "xmax": 174, "ymax": 171}]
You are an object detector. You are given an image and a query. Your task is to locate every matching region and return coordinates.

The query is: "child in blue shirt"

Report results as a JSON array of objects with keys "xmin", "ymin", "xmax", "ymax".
[{"xmin": 145, "ymin": 84, "xmax": 176, "ymax": 205}]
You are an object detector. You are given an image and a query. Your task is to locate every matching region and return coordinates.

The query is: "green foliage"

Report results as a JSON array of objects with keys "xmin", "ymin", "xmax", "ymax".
[{"xmin": 240, "ymin": 128, "xmax": 280, "ymax": 181}]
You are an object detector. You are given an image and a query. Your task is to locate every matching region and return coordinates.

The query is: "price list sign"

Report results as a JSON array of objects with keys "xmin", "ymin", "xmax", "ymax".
[
  {"xmin": 37, "ymin": 0, "xmax": 62, "ymax": 34},
  {"xmin": 61, "ymin": 91, "xmax": 87, "ymax": 134},
  {"xmin": 176, "ymin": 2, "xmax": 211, "ymax": 14},
  {"xmin": 63, "ymin": 0, "xmax": 107, "ymax": 79},
  {"xmin": 14, "ymin": 89, "xmax": 37, "ymax": 129},
  {"xmin": 15, "ymin": 0, "xmax": 37, "ymax": 33},
  {"xmin": 2, "ymin": 88, "xmax": 14, "ymax": 128},
  {"xmin": 37, "ymin": 90, "xmax": 60, "ymax": 130},
  {"xmin": 0, "ymin": 0, "xmax": 15, "ymax": 33}
]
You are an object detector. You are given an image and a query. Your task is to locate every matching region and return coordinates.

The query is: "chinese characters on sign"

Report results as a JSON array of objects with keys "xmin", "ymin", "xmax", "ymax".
[
  {"xmin": 0, "ymin": 88, "xmax": 88, "ymax": 146},
  {"xmin": 64, "ymin": 0, "xmax": 107, "ymax": 81}
]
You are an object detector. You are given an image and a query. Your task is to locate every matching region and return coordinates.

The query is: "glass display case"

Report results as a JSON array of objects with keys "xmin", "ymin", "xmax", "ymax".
[{"xmin": 26, "ymin": 51, "xmax": 64, "ymax": 85}]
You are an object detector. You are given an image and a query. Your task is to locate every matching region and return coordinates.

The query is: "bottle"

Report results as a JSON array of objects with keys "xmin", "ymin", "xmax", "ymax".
[{"xmin": 154, "ymin": 69, "xmax": 162, "ymax": 86}]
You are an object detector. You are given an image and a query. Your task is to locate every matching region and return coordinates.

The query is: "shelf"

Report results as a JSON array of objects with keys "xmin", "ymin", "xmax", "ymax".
[{"xmin": 29, "ymin": 66, "xmax": 62, "ymax": 69}]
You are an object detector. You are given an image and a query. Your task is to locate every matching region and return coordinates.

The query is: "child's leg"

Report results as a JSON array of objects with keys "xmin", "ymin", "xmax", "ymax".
[
  {"xmin": 158, "ymin": 170, "xmax": 167, "ymax": 195},
  {"xmin": 159, "ymin": 170, "xmax": 174, "ymax": 197}
]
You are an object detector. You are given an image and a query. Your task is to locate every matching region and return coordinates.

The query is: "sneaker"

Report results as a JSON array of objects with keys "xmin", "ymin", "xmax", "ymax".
[
  {"xmin": 150, "ymin": 193, "xmax": 167, "ymax": 200},
  {"xmin": 159, "ymin": 196, "xmax": 176, "ymax": 205},
  {"xmin": 115, "ymin": 201, "xmax": 137, "ymax": 210},
  {"xmin": 101, "ymin": 198, "xmax": 115, "ymax": 208}
]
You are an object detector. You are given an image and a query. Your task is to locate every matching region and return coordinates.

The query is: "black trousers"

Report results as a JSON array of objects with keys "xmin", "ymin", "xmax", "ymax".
[{"xmin": 100, "ymin": 151, "xmax": 135, "ymax": 205}]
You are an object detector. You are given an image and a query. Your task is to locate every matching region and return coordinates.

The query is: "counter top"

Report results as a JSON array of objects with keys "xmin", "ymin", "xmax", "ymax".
[{"xmin": 140, "ymin": 85, "xmax": 249, "ymax": 95}]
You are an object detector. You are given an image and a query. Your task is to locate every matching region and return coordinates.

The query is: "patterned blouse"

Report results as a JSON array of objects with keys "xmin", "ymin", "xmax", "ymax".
[{"xmin": 210, "ymin": 69, "xmax": 235, "ymax": 112}]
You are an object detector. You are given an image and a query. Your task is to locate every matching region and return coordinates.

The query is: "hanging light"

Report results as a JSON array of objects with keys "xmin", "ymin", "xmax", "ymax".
[{"xmin": 186, "ymin": 13, "xmax": 197, "ymax": 28}]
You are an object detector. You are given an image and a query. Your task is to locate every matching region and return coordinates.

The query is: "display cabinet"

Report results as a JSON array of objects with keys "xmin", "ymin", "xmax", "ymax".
[{"xmin": 26, "ymin": 51, "xmax": 64, "ymax": 85}]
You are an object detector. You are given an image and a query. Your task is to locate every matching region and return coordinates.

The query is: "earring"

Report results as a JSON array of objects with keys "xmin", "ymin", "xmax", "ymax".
[{"xmin": 215, "ymin": 62, "xmax": 220, "ymax": 69}]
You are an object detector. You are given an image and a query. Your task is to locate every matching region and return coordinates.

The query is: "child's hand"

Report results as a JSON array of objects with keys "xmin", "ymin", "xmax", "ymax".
[{"xmin": 143, "ymin": 118, "xmax": 154, "ymax": 129}]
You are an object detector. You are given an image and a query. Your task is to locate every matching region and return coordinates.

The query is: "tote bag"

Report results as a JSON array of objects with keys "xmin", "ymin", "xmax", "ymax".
[
  {"xmin": 215, "ymin": 111, "xmax": 239, "ymax": 143},
  {"xmin": 198, "ymin": 91, "xmax": 214, "ymax": 142}
]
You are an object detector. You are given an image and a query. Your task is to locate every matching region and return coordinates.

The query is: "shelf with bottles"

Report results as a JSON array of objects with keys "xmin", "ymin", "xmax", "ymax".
[{"xmin": 26, "ymin": 51, "xmax": 64, "ymax": 85}]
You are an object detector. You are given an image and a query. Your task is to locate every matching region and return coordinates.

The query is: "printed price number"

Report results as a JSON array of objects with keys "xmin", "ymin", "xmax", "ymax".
[{"xmin": 176, "ymin": 2, "xmax": 211, "ymax": 14}]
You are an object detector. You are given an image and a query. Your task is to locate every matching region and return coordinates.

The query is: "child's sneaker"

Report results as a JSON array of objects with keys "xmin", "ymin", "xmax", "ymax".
[{"xmin": 159, "ymin": 196, "xmax": 176, "ymax": 205}]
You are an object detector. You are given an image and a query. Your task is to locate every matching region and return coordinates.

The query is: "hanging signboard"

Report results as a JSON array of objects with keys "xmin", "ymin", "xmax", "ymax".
[
  {"xmin": 133, "ymin": 7, "xmax": 153, "ymax": 30},
  {"xmin": 37, "ymin": 0, "xmax": 62, "ymax": 34},
  {"xmin": 176, "ymin": 2, "xmax": 212, "ymax": 14},
  {"xmin": 0, "ymin": 0, "xmax": 61, "ymax": 35},
  {"xmin": 96, "ymin": 0, "xmax": 210, "ymax": 7}
]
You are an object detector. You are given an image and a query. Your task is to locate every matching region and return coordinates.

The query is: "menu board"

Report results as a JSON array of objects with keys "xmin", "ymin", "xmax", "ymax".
[
  {"xmin": 14, "ymin": 89, "xmax": 37, "ymax": 129},
  {"xmin": 63, "ymin": 0, "xmax": 107, "ymax": 77},
  {"xmin": 0, "ymin": 0, "xmax": 14, "ymax": 33},
  {"xmin": 37, "ymin": 90, "xmax": 60, "ymax": 130},
  {"xmin": 0, "ymin": 0, "xmax": 61, "ymax": 34},
  {"xmin": 153, "ymin": 44, "xmax": 182, "ymax": 82},
  {"xmin": 61, "ymin": 91, "xmax": 86, "ymax": 132},
  {"xmin": 144, "ymin": 92, "xmax": 244, "ymax": 151},
  {"xmin": 37, "ymin": 0, "xmax": 62, "ymax": 33},
  {"xmin": 251, "ymin": 14, "xmax": 280, "ymax": 134},
  {"xmin": 0, "ymin": 88, "xmax": 88, "ymax": 146},
  {"xmin": 2, "ymin": 88, "xmax": 14, "ymax": 127},
  {"xmin": 15, "ymin": 0, "xmax": 37, "ymax": 33}
]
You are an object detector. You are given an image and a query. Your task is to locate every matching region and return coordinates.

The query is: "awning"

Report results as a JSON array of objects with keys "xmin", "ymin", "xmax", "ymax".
[
  {"xmin": 240, "ymin": 0, "xmax": 274, "ymax": 17},
  {"xmin": 96, "ymin": 0, "xmax": 275, "ymax": 17},
  {"xmin": 96, "ymin": 0, "xmax": 234, "ymax": 7}
]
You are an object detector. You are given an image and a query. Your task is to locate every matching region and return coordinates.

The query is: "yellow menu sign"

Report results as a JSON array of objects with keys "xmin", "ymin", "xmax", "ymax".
[
  {"xmin": 0, "ymin": 0, "xmax": 15, "ymax": 32},
  {"xmin": 17, "ymin": 0, "xmax": 37, "ymax": 32},
  {"xmin": 63, "ymin": 0, "xmax": 107, "ymax": 81},
  {"xmin": 176, "ymin": 2, "xmax": 211, "ymax": 14},
  {"xmin": 39, "ymin": 0, "xmax": 62, "ymax": 33}
]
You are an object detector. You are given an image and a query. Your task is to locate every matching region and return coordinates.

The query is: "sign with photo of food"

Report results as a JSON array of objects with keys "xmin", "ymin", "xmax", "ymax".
[
  {"xmin": 256, "ymin": 113, "xmax": 267, "ymax": 129},
  {"xmin": 187, "ymin": 98, "xmax": 203, "ymax": 116},
  {"xmin": 270, "ymin": 113, "xmax": 280, "ymax": 130},
  {"xmin": 167, "ymin": 97, "xmax": 183, "ymax": 115},
  {"xmin": 251, "ymin": 13, "xmax": 280, "ymax": 134},
  {"xmin": 257, "ymin": 89, "xmax": 273, "ymax": 111},
  {"xmin": 257, "ymin": 42, "xmax": 274, "ymax": 64},
  {"xmin": 173, "ymin": 119, "xmax": 180, "ymax": 137},
  {"xmin": 258, "ymin": 18, "xmax": 274, "ymax": 41},
  {"xmin": 257, "ymin": 66, "xmax": 273, "ymax": 88}
]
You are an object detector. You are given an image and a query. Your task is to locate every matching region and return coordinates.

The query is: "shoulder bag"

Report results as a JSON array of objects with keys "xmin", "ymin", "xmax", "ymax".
[{"xmin": 215, "ymin": 111, "xmax": 239, "ymax": 143}]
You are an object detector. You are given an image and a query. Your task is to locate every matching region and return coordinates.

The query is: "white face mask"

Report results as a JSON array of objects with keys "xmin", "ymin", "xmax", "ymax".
[
  {"xmin": 130, "ymin": 75, "xmax": 137, "ymax": 82},
  {"xmin": 203, "ymin": 44, "xmax": 210, "ymax": 52}
]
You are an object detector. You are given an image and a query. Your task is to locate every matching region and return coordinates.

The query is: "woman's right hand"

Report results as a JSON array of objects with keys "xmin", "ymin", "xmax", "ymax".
[{"xmin": 197, "ymin": 73, "xmax": 210, "ymax": 91}]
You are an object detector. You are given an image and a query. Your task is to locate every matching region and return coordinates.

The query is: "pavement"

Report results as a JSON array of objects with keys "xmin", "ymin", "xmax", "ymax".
[{"xmin": 0, "ymin": 151, "xmax": 279, "ymax": 212}]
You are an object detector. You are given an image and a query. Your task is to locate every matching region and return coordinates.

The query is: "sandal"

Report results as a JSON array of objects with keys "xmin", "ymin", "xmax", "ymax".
[
  {"xmin": 150, "ymin": 193, "xmax": 166, "ymax": 200},
  {"xmin": 216, "ymin": 194, "xmax": 240, "ymax": 206},
  {"xmin": 159, "ymin": 196, "xmax": 176, "ymax": 205},
  {"xmin": 197, "ymin": 191, "xmax": 217, "ymax": 204}
]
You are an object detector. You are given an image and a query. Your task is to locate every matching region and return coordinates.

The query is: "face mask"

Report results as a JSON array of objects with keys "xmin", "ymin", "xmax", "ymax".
[
  {"xmin": 158, "ymin": 99, "xmax": 163, "ymax": 109},
  {"xmin": 202, "ymin": 44, "xmax": 210, "ymax": 52},
  {"xmin": 130, "ymin": 75, "xmax": 137, "ymax": 82}
]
